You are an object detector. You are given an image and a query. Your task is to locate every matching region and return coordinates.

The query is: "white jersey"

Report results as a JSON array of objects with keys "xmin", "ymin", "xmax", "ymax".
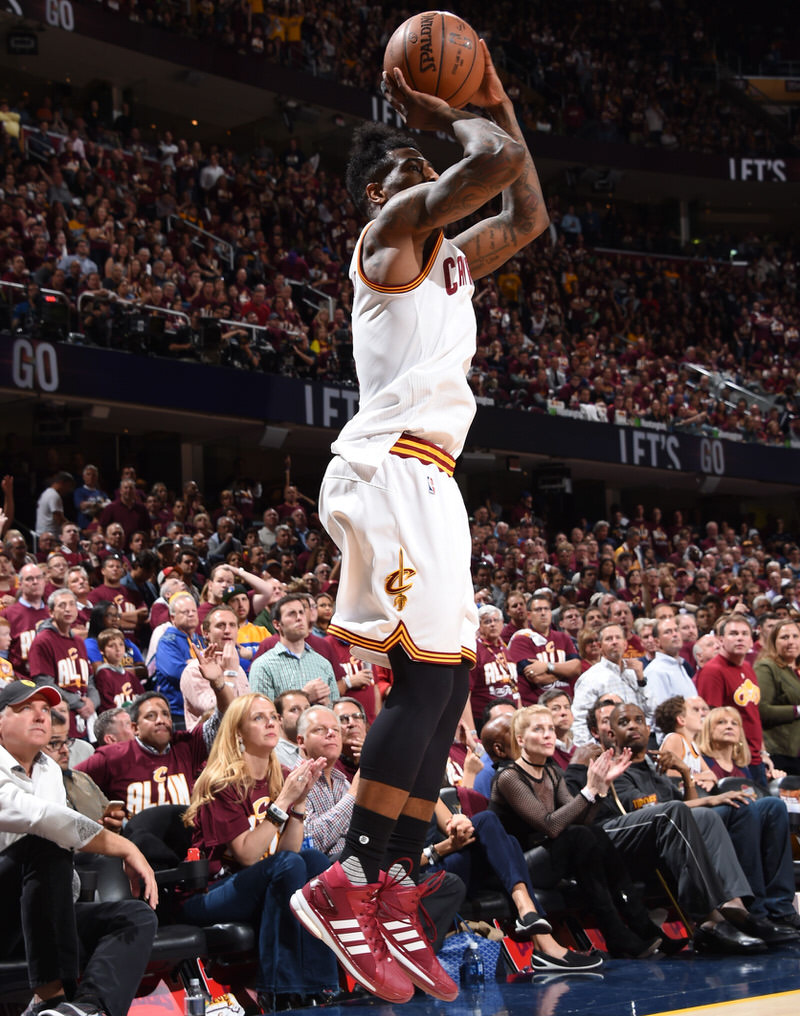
[{"xmin": 332, "ymin": 223, "xmax": 477, "ymax": 478}]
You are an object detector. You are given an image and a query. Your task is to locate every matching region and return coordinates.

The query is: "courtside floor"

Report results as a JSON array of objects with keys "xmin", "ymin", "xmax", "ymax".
[{"xmin": 302, "ymin": 946, "xmax": 800, "ymax": 1016}]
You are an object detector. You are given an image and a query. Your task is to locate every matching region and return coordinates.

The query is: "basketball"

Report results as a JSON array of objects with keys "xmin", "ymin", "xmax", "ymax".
[{"xmin": 383, "ymin": 11, "xmax": 485, "ymax": 110}]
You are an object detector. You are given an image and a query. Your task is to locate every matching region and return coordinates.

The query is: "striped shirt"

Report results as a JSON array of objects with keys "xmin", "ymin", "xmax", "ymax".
[
  {"xmin": 301, "ymin": 764, "xmax": 354, "ymax": 856},
  {"xmin": 249, "ymin": 642, "xmax": 339, "ymax": 704}
]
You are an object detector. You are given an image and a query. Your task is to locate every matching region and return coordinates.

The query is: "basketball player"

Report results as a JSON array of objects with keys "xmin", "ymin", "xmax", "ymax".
[{"xmin": 291, "ymin": 43, "xmax": 548, "ymax": 1002}]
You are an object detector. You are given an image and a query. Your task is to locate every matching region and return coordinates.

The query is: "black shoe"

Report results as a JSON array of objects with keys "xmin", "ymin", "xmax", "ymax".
[
  {"xmin": 530, "ymin": 949, "xmax": 604, "ymax": 972},
  {"xmin": 741, "ymin": 916, "xmax": 800, "ymax": 946},
  {"xmin": 659, "ymin": 933, "xmax": 692, "ymax": 956},
  {"xmin": 514, "ymin": 911, "xmax": 553, "ymax": 938},
  {"xmin": 693, "ymin": 920, "xmax": 767, "ymax": 955},
  {"xmin": 38, "ymin": 1004, "xmax": 108, "ymax": 1016},
  {"xmin": 21, "ymin": 997, "xmax": 66, "ymax": 1016},
  {"xmin": 775, "ymin": 911, "xmax": 800, "ymax": 931},
  {"xmin": 723, "ymin": 906, "xmax": 800, "ymax": 946}
]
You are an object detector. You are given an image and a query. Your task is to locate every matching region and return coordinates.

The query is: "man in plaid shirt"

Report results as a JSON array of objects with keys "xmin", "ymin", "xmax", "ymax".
[{"xmin": 295, "ymin": 704, "xmax": 357, "ymax": 857}]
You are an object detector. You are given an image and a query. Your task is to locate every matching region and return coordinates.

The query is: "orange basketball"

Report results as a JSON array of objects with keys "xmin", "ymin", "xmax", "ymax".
[{"xmin": 383, "ymin": 11, "xmax": 485, "ymax": 110}]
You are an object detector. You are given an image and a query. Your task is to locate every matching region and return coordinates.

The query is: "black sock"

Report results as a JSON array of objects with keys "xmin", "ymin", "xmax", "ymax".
[
  {"xmin": 385, "ymin": 813, "xmax": 433, "ymax": 886},
  {"xmin": 340, "ymin": 805, "xmax": 397, "ymax": 884}
]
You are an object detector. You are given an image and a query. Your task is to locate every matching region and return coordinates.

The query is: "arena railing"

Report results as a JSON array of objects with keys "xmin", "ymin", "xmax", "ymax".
[
  {"xmin": 683, "ymin": 363, "xmax": 777, "ymax": 414},
  {"xmin": 0, "ymin": 280, "xmax": 76, "ymax": 337},
  {"xmin": 166, "ymin": 215, "xmax": 234, "ymax": 272}
]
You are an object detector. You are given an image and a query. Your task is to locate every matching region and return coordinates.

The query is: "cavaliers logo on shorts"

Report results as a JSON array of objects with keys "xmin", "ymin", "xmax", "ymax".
[{"xmin": 384, "ymin": 548, "xmax": 416, "ymax": 611}]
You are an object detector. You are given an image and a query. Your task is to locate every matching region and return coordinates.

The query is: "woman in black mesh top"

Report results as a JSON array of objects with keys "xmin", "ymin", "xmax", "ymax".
[{"xmin": 490, "ymin": 704, "xmax": 664, "ymax": 958}]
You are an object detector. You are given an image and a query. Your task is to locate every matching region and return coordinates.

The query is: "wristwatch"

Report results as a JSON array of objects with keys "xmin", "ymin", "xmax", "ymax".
[
  {"xmin": 546, "ymin": 662, "xmax": 555, "ymax": 674},
  {"xmin": 423, "ymin": 845, "xmax": 442, "ymax": 865},
  {"xmin": 267, "ymin": 802, "xmax": 289, "ymax": 828}
]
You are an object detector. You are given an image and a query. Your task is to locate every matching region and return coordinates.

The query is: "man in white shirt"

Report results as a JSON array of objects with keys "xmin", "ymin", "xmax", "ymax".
[
  {"xmin": 0, "ymin": 680, "xmax": 157, "ymax": 1016},
  {"xmin": 644, "ymin": 616, "xmax": 698, "ymax": 729},
  {"xmin": 570, "ymin": 623, "xmax": 650, "ymax": 745},
  {"xmin": 35, "ymin": 472, "xmax": 74, "ymax": 538}
]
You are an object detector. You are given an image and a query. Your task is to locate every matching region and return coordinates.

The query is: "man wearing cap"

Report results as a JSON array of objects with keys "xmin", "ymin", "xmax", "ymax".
[
  {"xmin": 4, "ymin": 563, "xmax": 50, "ymax": 676},
  {"xmin": 0, "ymin": 680, "xmax": 158, "ymax": 1016},
  {"xmin": 222, "ymin": 583, "xmax": 269, "ymax": 674},
  {"xmin": 673, "ymin": 567, "xmax": 694, "ymax": 604}
]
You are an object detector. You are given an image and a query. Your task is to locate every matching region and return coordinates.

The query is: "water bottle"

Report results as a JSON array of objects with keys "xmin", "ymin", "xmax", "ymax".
[
  {"xmin": 184, "ymin": 977, "xmax": 205, "ymax": 1016},
  {"xmin": 459, "ymin": 939, "xmax": 485, "ymax": 988}
]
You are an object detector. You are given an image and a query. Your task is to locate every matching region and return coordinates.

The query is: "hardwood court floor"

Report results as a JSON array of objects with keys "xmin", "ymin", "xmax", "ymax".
[{"xmin": 305, "ymin": 943, "xmax": 800, "ymax": 1016}]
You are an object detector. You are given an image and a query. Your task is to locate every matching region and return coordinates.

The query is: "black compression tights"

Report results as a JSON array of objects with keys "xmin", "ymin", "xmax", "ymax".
[
  {"xmin": 359, "ymin": 646, "xmax": 470, "ymax": 802},
  {"xmin": 340, "ymin": 647, "xmax": 470, "ymax": 882}
]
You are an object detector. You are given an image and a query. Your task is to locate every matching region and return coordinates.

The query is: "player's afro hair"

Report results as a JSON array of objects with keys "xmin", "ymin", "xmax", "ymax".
[{"xmin": 346, "ymin": 122, "xmax": 420, "ymax": 218}]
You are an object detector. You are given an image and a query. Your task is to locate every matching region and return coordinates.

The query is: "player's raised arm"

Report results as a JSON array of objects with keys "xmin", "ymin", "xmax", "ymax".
[
  {"xmin": 450, "ymin": 40, "xmax": 549, "ymax": 278},
  {"xmin": 378, "ymin": 67, "xmax": 525, "ymax": 240}
]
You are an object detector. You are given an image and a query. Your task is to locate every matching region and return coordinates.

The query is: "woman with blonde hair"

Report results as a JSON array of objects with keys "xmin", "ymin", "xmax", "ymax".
[
  {"xmin": 489, "ymin": 705, "xmax": 664, "ymax": 957},
  {"xmin": 696, "ymin": 706, "xmax": 799, "ymax": 936},
  {"xmin": 697, "ymin": 707, "xmax": 754, "ymax": 779},
  {"xmin": 181, "ymin": 692, "xmax": 339, "ymax": 1009}
]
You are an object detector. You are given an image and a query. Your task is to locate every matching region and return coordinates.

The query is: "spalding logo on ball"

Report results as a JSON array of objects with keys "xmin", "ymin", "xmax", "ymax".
[{"xmin": 383, "ymin": 11, "xmax": 485, "ymax": 109}]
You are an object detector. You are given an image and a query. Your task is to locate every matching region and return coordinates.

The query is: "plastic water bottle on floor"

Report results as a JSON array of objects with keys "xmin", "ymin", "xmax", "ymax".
[
  {"xmin": 184, "ymin": 977, "xmax": 205, "ymax": 1016},
  {"xmin": 459, "ymin": 939, "xmax": 485, "ymax": 988}
]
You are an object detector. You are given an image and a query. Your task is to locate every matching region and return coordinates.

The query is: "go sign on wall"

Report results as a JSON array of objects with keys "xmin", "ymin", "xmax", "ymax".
[
  {"xmin": 11, "ymin": 338, "xmax": 60, "ymax": 393},
  {"xmin": 45, "ymin": 0, "xmax": 75, "ymax": 30}
]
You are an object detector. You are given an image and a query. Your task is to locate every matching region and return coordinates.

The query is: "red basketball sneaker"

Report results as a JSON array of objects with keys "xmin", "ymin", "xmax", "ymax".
[
  {"xmin": 377, "ymin": 870, "xmax": 459, "ymax": 1002},
  {"xmin": 290, "ymin": 861, "xmax": 414, "ymax": 1004}
]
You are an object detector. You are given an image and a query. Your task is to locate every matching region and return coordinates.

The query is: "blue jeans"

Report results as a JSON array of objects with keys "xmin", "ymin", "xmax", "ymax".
[
  {"xmin": 714, "ymin": 797, "xmax": 796, "ymax": 920},
  {"xmin": 181, "ymin": 849, "xmax": 339, "ymax": 994},
  {"xmin": 435, "ymin": 811, "xmax": 542, "ymax": 912}
]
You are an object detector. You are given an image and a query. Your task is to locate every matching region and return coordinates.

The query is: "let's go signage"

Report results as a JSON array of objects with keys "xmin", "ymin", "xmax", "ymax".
[{"xmin": 10, "ymin": 338, "xmax": 60, "ymax": 393}]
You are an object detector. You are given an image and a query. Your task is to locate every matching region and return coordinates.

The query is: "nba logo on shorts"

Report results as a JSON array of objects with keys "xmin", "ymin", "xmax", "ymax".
[{"xmin": 427, "ymin": 475, "xmax": 436, "ymax": 495}]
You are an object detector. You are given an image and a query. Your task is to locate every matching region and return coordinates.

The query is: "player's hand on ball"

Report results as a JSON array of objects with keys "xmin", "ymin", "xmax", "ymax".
[
  {"xmin": 466, "ymin": 40, "xmax": 508, "ymax": 110},
  {"xmin": 382, "ymin": 68, "xmax": 451, "ymax": 129}
]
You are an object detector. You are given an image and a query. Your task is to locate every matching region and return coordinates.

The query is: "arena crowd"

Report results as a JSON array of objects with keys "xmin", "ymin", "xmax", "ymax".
[
  {"xmin": 2, "ymin": 84, "xmax": 799, "ymax": 449},
  {"xmin": 3, "ymin": 463, "xmax": 800, "ymax": 996},
  {"xmin": 90, "ymin": 0, "xmax": 798, "ymax": 157}
]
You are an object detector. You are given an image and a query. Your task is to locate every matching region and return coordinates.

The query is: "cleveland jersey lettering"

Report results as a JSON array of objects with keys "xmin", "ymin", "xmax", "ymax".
[
  {"xmin": 19, "ymin": 628, "xmax": 36, "ymax": 661},
  {"xmin": 56, "ymin": 652, "xmax": 89, "ymax": 694},
  {"xmin": 481, "ymin": 656, "xmax": 519, "ymax": 697},
  {"xmin": 443, "ymin": 254, "xmax": 473, "ymax": 295},
  {"xmin": 127, "ymin": 771, "xmax": 191, "ymax": 814}
]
